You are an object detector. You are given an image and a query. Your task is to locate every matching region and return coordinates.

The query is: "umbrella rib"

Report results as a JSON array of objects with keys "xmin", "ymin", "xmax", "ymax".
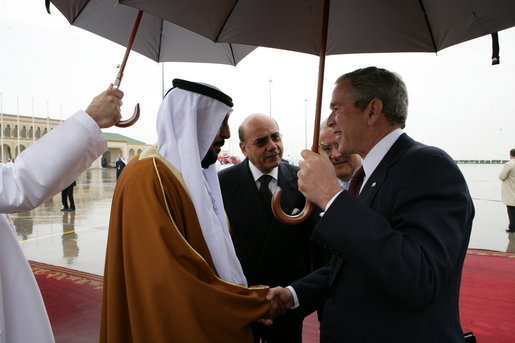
[
  {"xmin": 157, "ymin": 17, "xmax": 164, "ymax": 62},
  {"xmin": 228, "ymin": 44, "xmax": 236, "ymax": 66},
  {"xmin": 69, "ymin": 0, "xmax": 92, "ymax": 25},
  {"xmin": 214, "ymin": 0, "xmax": 239, "ymax": 43},
  {"xmin": 417, "ymin": 0, "xmax": 438, "ymax": 52}
]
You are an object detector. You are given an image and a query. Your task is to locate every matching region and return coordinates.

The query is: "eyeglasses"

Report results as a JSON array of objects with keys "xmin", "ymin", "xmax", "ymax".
[
  {"xmin": 248, "ymin": 132, "xmax": 282, "ymax": 148},
  {"xmin": 320, "ymin": 142, "xmax": 339, "ymax": 152}
]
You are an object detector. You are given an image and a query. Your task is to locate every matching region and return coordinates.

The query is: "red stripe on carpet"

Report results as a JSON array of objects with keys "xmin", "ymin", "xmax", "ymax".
[{"xmin": 30, "ymin": 261, "xmax": 103, "ymax": 343}]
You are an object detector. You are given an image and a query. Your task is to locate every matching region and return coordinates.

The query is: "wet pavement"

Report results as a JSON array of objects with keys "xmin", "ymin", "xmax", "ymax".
[
  {"xmin": 13, "ymin": 168, "xmax": 116, "ymax": 275},
  {"xmin": 11, "ymin": 164, "xmax": 515, "ymax": 276}
]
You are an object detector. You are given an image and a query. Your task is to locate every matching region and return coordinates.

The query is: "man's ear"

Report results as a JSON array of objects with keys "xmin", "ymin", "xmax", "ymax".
[
  {"xmin": 239, "ymin": 142, "xmax": 248, "ymax": 157},
  {"xmin": 367, "ymin": 98, "xmax": 384, "ymax": 126}
]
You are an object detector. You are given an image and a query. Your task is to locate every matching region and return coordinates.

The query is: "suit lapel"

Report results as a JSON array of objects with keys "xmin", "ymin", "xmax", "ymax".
[
  {"xmin": 227, "ymin": 160, "xmax": 267, "ymax": 216},
  {"xmin": 359, "ymin": 133, "xmax": 414, "ymax": 206}
]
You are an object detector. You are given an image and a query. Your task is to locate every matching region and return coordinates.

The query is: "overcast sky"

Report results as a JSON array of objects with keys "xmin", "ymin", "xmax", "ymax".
[{"xmin": 1, "ymin": 0, "xmax": 514, "ymax": 160}]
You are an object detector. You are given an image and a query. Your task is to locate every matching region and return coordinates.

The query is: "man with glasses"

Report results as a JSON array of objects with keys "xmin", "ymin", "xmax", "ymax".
[
  {"xmin": 219, "ymin": 113, "xmax": 316, "ymax": 343},
  {"xmin": 319, "ymin": 120, "xmax": 362, "ymax": 191}
]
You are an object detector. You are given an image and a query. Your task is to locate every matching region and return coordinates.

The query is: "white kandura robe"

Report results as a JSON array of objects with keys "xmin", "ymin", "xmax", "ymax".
[{"xmin": 0, "ymin": 111, "xmax": 107, "ymax": 343}]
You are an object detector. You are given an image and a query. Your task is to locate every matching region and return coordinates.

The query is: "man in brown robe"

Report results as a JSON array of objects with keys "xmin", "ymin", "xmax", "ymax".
[{"xmin": 100, "ymin": 79, "xmax": 270, "ymax": 343}]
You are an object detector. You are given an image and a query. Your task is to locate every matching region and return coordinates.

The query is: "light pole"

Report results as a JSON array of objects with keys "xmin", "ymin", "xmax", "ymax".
[
  {"xmin": 16, "ymin": 95, "xmax": 20, "ymax": 159},
  {"xmin": 1, "ymin": 93, "xmax": 3, "ymax": 162},
  {"xmin": 304, "ymin": 99, "xmax": 308, "ymax": 149},
  {"xmin": 162, "ymin": 63, "xmax": 165, "ymax": 98},
  {"xmin": 268, "ymin": 79, "xmax": 272, "ymax": 117}
]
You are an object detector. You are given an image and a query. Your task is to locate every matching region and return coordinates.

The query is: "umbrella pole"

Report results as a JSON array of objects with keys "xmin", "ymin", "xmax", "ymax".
[
  {"xmin": 115, "ymin": 10, "xmax": 143, "ymax": 128},
  {"xmin": 271, "ymin": 0, "xmax": 330, "ymax": 224},
  {"xmin": 115, "ymin": 10, "xmax": 143, "ymax": 88},
  {"xmin": 311, "ymin": 0, "xmax": 330, "ymax": 153}
]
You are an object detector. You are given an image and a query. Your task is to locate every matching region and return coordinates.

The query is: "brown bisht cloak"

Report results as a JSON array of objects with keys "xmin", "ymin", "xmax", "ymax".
[{"xmin": 100, "ymin": 147, "xmax": 269, "ymax": 343}]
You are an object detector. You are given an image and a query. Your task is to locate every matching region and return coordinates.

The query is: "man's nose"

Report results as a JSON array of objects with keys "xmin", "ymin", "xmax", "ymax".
[
  {"xmin": 220, "ymin": 125, "xmax": 230, "ymax": 139},
  {"xmin": 330, "ymin": 147, "xmax": 341, "ymax": 159},
  {"xmin": 266, "ymin": 138, "xmax": 279, "ymax": 150}
]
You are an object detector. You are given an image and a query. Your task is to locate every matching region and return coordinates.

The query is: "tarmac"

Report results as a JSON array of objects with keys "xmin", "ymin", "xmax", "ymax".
[
  {"xmin": 11, "ymin": 166, "xmax": 515, "ymax": 276},
  {"xmin": 13, "ymin": 167, "xmax": 115, "ymax": 275}
]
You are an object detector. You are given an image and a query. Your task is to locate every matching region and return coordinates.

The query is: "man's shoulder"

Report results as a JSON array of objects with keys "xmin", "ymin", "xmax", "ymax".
[
  {"xmin": 218, "ymin": 160, "xmax": 246, "ymax": 179},
  {"xmin": 399, "ymin": 136, "xmax": 453, "ymax": 164},
  {"xmin": 280, "ymin": 161, "xmax": 300, "ymax": 173}
]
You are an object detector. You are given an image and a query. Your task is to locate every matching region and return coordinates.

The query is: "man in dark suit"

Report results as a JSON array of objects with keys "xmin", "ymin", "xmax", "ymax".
[
  {"xmin": 115, "ymin": 156, "xmax": 126, "ymax": 180},
  {"xmin": 219, "ymin": 114, "xmax": 316, "ymax": 343},
  {"xmin": 319, "ymin": 121, "xmax": 361, "ymax": 191},
  {"xmin": 60, "ymin": 180, "xmax": 76, "ymax": 212},
  {"xmin": 266, "ymin": 67, "xmax": 474, "ymax": 342}
]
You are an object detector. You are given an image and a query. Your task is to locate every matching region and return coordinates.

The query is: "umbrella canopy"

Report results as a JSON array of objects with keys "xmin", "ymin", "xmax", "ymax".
[
  {"xmin": 47, "ymin": 0, "xmax": 256, "ymax": 66},
  {"xmin": 119, "ymin": 0, "xmax": 515, "ymax": 224},
  {"xmin": 119, "ymin": 0, "xmax": 515, "ymax": 56}
]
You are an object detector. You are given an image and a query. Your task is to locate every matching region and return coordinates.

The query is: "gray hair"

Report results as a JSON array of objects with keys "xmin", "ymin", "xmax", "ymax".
[{"xmin": 336, "ymin": 67, "xmax": 408, "ymax": 127}]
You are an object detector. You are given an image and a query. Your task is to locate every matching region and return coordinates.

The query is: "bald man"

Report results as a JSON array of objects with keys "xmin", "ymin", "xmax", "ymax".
[
  {"xmin": 219, "ymin": 114, "xmax": 316, "ymax": 343},
  {"xmin": 319, "ymin": 125, "xmax": 362, "ymax": 190}
]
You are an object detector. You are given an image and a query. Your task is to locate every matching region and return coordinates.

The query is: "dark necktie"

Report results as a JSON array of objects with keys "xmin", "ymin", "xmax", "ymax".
[
  {"xmin": 258, "ymin": 175, "xmax": 273, "ymax": 207},
  {"xmin": 348, "ymin": 166, "xmax": 365, "ymax": 196}
]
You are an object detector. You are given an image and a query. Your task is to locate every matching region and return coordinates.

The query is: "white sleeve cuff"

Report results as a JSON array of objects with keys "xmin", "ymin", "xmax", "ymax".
[
  {"xmin": 325, "ymin": 190, "xmax": 343, "ymax": 212},
  {"xmin": 286, "ymin": 286, "xmax": 300, "ymax": 309}
]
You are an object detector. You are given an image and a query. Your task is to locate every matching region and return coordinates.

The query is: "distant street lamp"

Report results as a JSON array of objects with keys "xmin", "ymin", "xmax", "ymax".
[
  {"xmin": 268, "ymin": 79, "xmax": 272, "ymax": 117},
  {"xmin": 304, "ymin": 99, "xmax": 308, "ymax": 149},
  {"xmin": 1, "ymin": 92, "xmax": 3, "ymax": 162}
]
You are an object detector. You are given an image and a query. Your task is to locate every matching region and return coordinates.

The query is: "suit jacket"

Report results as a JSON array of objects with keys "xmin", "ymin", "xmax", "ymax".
[
  {"xmin": 292, "ymin": 133, "xmax": 475, "ymax": 343},
  {"xmin": 219, "ymin": 159, "xmax": 316, "ymax": 287}
]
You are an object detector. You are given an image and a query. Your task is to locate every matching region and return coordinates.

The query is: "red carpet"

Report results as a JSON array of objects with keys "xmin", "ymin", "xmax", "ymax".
[
  {"xmin": 30, "ymin": 250, "xmax": 515, "ymax": 343},
  {"xmin": 30, "ymin": 261, "xmax": 103, "ymax": 343},
  {"xmin": 460, "ymin": 250, "xmax": 515, "ymax": 343}
]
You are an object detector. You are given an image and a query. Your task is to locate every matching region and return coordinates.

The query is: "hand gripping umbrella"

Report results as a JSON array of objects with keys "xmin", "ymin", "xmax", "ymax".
[
  {"xmin": 119, "ymin": 0, "xmax": 515, "ymax": 223},
  {"xmin": 45, "ymin": 0, "xmax": 256, "ymax": 127}
]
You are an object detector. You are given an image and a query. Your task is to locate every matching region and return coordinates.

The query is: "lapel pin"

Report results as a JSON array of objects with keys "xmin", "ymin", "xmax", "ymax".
[{"xmin": 371, "ymin": 182, "xmax": 377, "ymax": 188}]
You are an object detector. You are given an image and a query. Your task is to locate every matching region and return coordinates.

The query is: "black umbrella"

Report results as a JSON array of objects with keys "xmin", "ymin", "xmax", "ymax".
[
  {"xmin": 116, "ymin": 0, "xmax": 515, "ymax": 222},
  {"xmin": 45, "ymin": 0, "xmax": 256, "ymax": 127}
]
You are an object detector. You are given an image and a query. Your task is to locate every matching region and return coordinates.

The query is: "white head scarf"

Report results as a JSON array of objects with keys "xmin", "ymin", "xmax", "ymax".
[{"xmin": 156, "ymin": 80, "xmax": 247, "ymax": 286}]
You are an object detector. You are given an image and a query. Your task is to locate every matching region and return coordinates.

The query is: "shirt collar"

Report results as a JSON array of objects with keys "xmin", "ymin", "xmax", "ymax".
[
  {"xmin": 248, "ymin": 160, "xmax": 279, "ymax": 182},
  {"xmin": 362, "ymin": 128, "xmax": 403, "ymax": 184}
]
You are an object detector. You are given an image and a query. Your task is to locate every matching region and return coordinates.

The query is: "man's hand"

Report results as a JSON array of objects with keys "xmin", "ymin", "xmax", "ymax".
[
  {"xmin": 298, "ymin": 149, "xmax": 342, "ymax": 209},
  {"xmin": 259, "ymin": 286, "xmax": 294, "ymax": 326},
  {"xmin": 86, "ymin": 84, "xmax": 123, "ymax": 128}
]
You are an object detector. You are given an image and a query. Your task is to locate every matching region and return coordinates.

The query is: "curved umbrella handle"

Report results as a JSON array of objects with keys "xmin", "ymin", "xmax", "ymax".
[
  {"xmin": 115, "ymin": 103, "xmax": 140, "ymax": 127},
  {"xmin": 271, "ymin": 186, "xmax": 314, "ymax": 225}
]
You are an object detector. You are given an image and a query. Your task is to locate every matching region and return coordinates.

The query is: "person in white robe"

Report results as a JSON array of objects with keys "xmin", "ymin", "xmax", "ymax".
[{"xmin": 0, "ymin": 84, "xmax": 123, "ymax": 343}]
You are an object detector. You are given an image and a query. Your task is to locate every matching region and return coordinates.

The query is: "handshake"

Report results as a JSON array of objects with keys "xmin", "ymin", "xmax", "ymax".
[{"xmin": 260, "ymin": 286, "xmax": 295, "ymax": 326}]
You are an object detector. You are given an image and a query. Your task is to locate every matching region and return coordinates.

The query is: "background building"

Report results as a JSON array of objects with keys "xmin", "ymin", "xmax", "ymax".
[{"xmin": 0, "ymin": 113, "xmax": 151, "ymax": 167}]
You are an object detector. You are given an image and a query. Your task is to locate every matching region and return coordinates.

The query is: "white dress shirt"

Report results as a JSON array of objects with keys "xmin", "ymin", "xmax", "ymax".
[{"xmin": 248, "ymin": 161, "xmax": 279, "ymax": 193}]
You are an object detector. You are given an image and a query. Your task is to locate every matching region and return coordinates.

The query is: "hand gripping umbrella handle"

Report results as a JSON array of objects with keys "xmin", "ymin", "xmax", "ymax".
[
  {"xmin": 114, "ymin": 10, "xmax": 144, "ymax": 128},
  {"xmin": 271, "ymin": 0, "xmax": 330, "ymax": 225}
]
